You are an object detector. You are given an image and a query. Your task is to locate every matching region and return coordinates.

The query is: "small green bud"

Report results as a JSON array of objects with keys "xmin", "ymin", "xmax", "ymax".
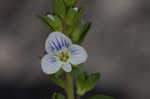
[
  {"xmin": 45, "ymin": 14, "xmax": 63, "ymax": 31},
  {"xmin": 64, "ymin": 0, "xmax": 77, "ymax": 7}
]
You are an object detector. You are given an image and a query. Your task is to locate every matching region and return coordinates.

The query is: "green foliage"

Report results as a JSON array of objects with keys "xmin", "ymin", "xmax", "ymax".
[
  {"xmin": 88, "ymin": 95, "xmax": 115, "ymax": 99},
  {"xmin": 52, "ymin": 0, "xmax": 66, "ymax": 18},
  {"xmin": 77, "ymin": 7, "xmax": 86, "ymax": 18},
  {"xmin": 66, "ymin": 8, "xmax": 78, "ymax": 26},
  {"xmin": 85, "ymin": 73, "xmax": 100, "ymax": 91},
  {"xmin": 70, "ymin": 64, "xmax": 84, "ymax": 77},
  {"xmin": 75, "ymin": 72, "xmax": 101, "ymax": 96},
  {"xmin": 64, "ymin": 0, "xmax": 77, "ymax": 7},
  {"xmin": 78, "ymin": 22, "xmax": 92, "ymax": 44},
  {"xmin": 51, "ymin": 92, "xmax": 65, "ymax": 99},
  {"xmin": 49, "ymin": 70, "xmax": 65, "ymax": 88},
  {"xmin": 45, "ymin": 14, "xmax": 63, "ymax": 31},
  {"xmin": 66, "ymin": 7, "xmax": 91, "ymax": 44},
  {"xmin": 70, "ymin": 19, "xmax": 84, "ymax": 43}
]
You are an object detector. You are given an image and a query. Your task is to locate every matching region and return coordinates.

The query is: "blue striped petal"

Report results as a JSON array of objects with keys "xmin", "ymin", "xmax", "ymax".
[
  {"xmin": 69, "ymin": 44, "xmax": 88, "ymax": 65},
  {"xmin": 41, "ymin": 54, "xmax": 62, "ymax": 74},
  {"xmin": 45, "ymin": 32, "xmax": 72, "ymax": 54}
]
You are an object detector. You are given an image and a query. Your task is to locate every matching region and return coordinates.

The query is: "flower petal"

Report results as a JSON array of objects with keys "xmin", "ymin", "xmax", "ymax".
[
  {"xmin": 41, "ymin": 54, "xmax": 62, "ymax": 74},
  {"xmin": 62, "ymin": 63, "xmax": 72, "ymax": 72},
  {"xmin": 45, "ymin": 32, "xmax": 72, "ymax": 54},
  {"xmin": 70, "ymin": 44, "xmax": 88, "ymax": 65}
]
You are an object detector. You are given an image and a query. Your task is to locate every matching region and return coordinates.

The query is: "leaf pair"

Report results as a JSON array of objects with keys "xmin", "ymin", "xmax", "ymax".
[{"xmin": 75, "ymin": 72, "xmax": 100, "ymax": 96}]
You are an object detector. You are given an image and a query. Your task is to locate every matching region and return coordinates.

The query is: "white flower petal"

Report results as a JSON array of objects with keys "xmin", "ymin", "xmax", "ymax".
[
  {"xmin": 70, "ymin": 44, "xmax": 88, "ymax": 65},
  {"xmin": 62, "ymin": 63, "xmax": 72, "ymax": 72},
  {"xmin": 45, "ymin": 32, "xmax": 72, "ymax": 54},
  {"xmin": 41, "ymin": 54, "xmax": 62, "ymax": 74}
]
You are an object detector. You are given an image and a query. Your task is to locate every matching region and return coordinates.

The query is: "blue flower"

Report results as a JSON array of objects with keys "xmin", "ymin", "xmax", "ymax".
[{"xmin": 41, "ymin": 32, "xmax": 88, "ymax": 74}]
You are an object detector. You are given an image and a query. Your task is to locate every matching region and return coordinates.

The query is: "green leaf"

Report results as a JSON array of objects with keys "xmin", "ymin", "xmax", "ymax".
[
  {"xmin": 64, "ymin": 0, "xmax": 77, "ymax": 7},
  {"xmin": 88, "ymin": 95, "xmax": 115, "ymax": 99},
  {"xmin": 75, "ymin": 72, "xmax": 101, "ymax": 96},
  {"xmin": 70, "ymin": 20, "xmax": 84, "ymax": 43},
  {"xmin": 70, "ymin": 64, "xmax": 84, "ymax": 77},
  {"xmin": 73, "ymin": 7, "xmax": 85, "ymax": 23},
  {"xmin": 78, "ymin": 22, "xmax": 92, "ymax": 44},
  {"xmin": 66, "ymin": 8, "xmax": 78, "ymax": 25},
  {"xmin": 52, "ymin": 92, "xmax": 65, "ymax": 99},
  {"xmin": 75, "ymin": 71, "xmax": 89, "ymax": 96},
  {"xmin": 45, "ymin": 14, "xmax": 63, "ymax": 31},
  {"xmin": 77, "ymin": 7, "xmax": 86, "ymax": 17},
  {"xmin": 52, "ymin": 0, "xmax": 66, "ymax": 18},
  {"xmin": 36, "ymin": 15, "xmax": 54, "ymax": 31},
  {"xmin": 85, "ymin": 73, "xmax": 100, "ymax": 91}
]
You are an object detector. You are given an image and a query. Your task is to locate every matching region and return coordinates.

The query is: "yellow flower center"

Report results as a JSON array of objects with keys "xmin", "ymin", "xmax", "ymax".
[{"xmin": 59, "ymin": 51, "xmax": 70, "ymax": 62}]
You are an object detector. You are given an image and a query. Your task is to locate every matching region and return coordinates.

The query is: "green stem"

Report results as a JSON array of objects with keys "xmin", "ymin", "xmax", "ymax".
[{"xmin": 65, "ymin": 73, "xmax": 74, "ymax": 99}]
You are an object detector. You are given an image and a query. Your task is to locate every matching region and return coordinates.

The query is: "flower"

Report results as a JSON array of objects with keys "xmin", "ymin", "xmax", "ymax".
[{"xmin": 41, "ymin": 32, "xmax": 88, "ymax": 74}]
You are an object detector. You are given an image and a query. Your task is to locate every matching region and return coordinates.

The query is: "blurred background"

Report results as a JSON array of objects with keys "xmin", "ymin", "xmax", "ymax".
[{"xmin": 0, "ymin": 0, "xmax": 150, "ymax": 99}]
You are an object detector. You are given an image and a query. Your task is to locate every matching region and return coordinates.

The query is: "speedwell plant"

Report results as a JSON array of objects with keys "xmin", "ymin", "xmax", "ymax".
[{"xmin": 37, "ymin": 0, "xmax": 115, "ymax": 99}]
